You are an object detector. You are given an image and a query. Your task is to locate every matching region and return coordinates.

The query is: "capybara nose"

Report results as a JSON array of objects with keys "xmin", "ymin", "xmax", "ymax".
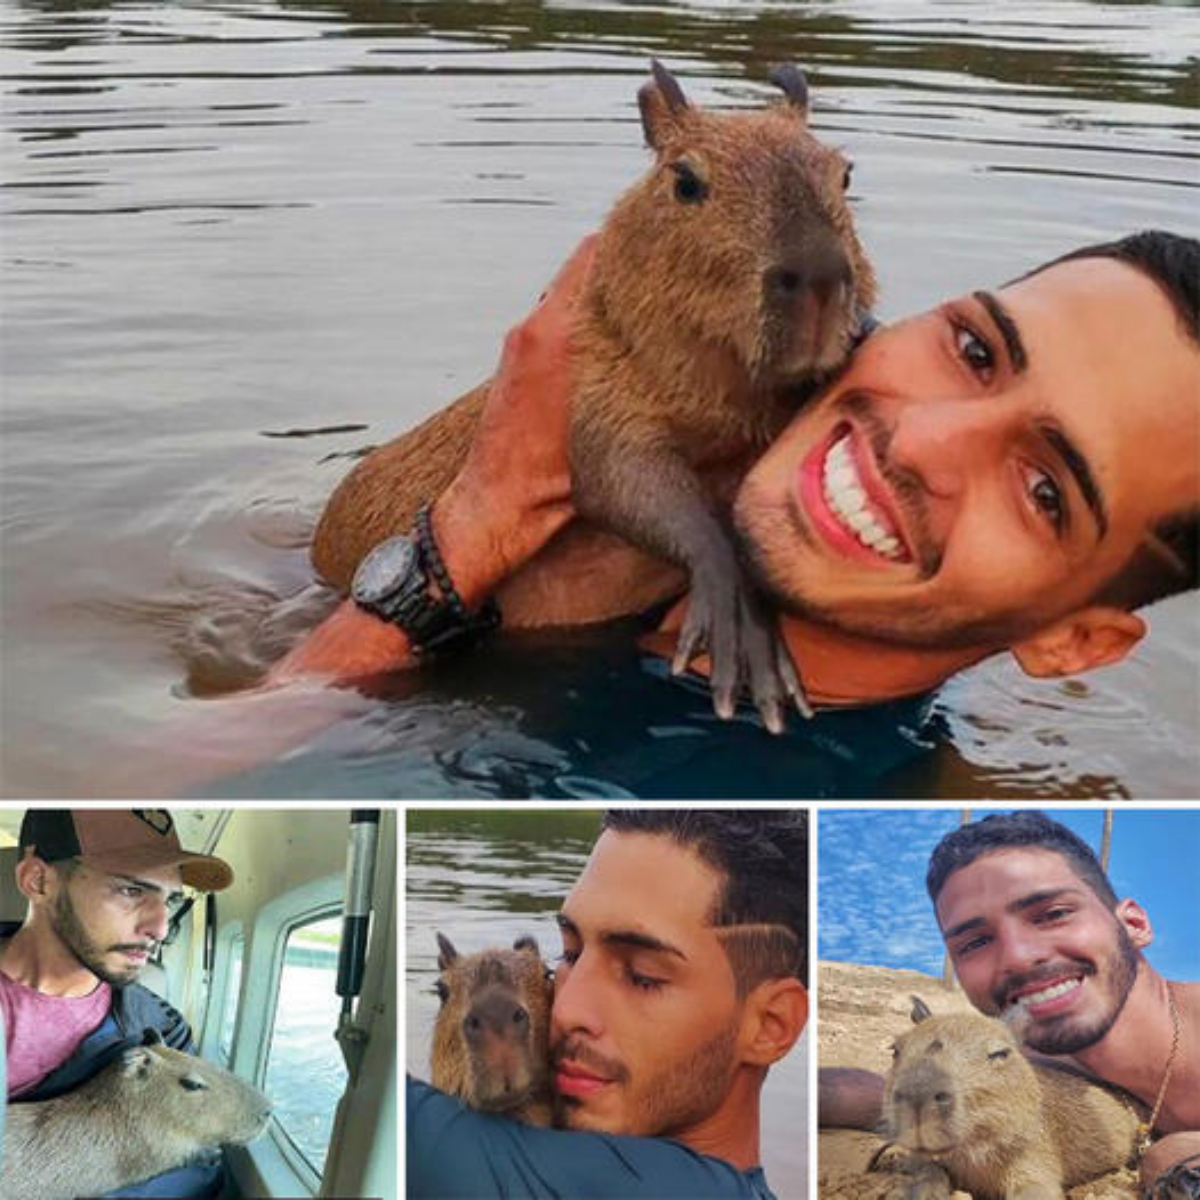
[{"xmin": 766, "ymin": 246, "xmax": 851, "ymax": 307}]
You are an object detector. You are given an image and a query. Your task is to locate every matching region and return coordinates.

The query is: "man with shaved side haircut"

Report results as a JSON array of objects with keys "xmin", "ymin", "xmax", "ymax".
[{"xmin": 408, "ymin": 808, "xmax": 809, "ymax": 1199}]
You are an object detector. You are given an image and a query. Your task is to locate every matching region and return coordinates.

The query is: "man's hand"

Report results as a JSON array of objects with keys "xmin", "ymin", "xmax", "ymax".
[{"xmin": 271, "ymin": 236, "xmax": 596, "ymax": 685}]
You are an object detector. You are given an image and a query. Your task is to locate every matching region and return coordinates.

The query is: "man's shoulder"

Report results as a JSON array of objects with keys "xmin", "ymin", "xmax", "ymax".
[
  {"xmin": 407, "ymin": 1078, "xmax": 778, "ymax": 1199},
  {"xmin": 111, "ymin": 980, "xmax": 193, "ymax": 1046}
]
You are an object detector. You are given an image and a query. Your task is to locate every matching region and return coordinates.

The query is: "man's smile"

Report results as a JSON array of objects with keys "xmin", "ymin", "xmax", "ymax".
[
  {"xmin": 999, "ymin": 964, "xmax": 1091, "ymax": 1022},
  {"xmin": 797, "ymin": 421, "xmax": 915, "ymax": 567}
]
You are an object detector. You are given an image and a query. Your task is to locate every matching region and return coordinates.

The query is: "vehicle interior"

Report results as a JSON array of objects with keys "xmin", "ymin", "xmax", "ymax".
[{"xmin": 0, "ymin": 806, "xmax": 397, "ymax": 1200}]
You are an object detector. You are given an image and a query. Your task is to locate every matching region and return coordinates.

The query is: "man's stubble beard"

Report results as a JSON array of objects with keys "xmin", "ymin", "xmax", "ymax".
[
  {"xmin": 561, "ymin": 1020, "xmax": 741, "ymax": 1138},
  {"xmin": 51, "ymin": 885, "xmax": 141, "ymax": 988},
  {"xmin": 1016, "ymin": 919, "xmax": 1141, "ymax": 1056},
  {"xmin": 733, "ymin": 473, "xmax": 1046, "ymax": 652}
]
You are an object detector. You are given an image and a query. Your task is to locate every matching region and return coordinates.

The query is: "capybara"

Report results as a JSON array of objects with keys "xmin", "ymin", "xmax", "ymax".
[
  {"xmin": 1, "ymin": 1039, "xmax": 273, "ymax": 1200},
  {"xmin": 430, "ymin": 932, "xmax": 554, "ymax": 1126},
  {"xmin": 312, "ymin": 61, "xmax": 876, "ymax": 725},
  {"xmin": 877, "ymin": 996, "xmax": 1140, "ymax": 1200}
]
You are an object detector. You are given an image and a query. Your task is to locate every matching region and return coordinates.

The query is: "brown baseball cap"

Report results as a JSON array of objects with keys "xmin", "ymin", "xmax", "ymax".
[{"xmin": 19, "ymin": 809, "xmax": 233, "ymax": 892}]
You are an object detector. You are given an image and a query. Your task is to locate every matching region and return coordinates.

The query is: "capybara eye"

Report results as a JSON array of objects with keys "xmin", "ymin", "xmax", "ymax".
[
  {"xmin": 987, "ymin": 1048, "xmax": 1011, "ymax": 1060},
  {"xmin": 671, "ymin": 161, "xmax": 708, "ymax": 204},
  {"xmin": 842, "ymin": 162, "xmax": 854, "ymax": 190},
  {"xmin": 180, "ymin": 1077, "xmax": 207, "ymax": 1092}
]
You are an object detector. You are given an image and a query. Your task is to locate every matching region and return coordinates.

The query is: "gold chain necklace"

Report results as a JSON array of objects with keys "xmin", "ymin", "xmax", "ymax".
[{"xmin": 1136, "ymin": 982, "xmax": 1181, "ymax": 1158}]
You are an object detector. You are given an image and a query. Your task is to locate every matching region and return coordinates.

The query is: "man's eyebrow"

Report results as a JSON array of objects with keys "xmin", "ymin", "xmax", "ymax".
[
  {"xmin": 1039, "ymin": 422, "xmax": 1109, "ymax": 539},
  {"xmin": 1010, "ymin": 886, "xmax": 1082, "ymax": 913},
  {"xmin": 941, "ymin": 914, "xmax": 985, "ymax": 942},
  {"xmin": 973, "ymin": 290, "xmax": 1028, "ymax": 374},
  {"xmin": 112, "ymin": 872, "xmax": 184, "ymax": 904},
  {"xmin": 941, "ymin": 886, "xmax": 1083, "ymax": 941},
  {"xmin": 555, "ymin": 912, "xmax": 687, "ymax": 961}
]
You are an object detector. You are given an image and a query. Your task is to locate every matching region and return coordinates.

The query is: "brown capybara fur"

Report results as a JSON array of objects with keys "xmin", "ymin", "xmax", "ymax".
[
  {"xmin": 312, "ymin": 62, "xmax": 875, "ymax": 658},
  {"xmin": 430, "ymin": 932, "xmax": 555, "ymax": 1126},
  {"xmin": 1, "ymin": 1041, "xmax": 273, "ymax": 1200},
  {"xmin": 878, "ymin": 998, "xmax": 1140, "ymax": 1200}
]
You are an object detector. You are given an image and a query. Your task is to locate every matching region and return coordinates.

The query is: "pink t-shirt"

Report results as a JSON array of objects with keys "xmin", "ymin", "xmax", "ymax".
[{"xmin": 1, "ymin": 967, "xmax": 112, "ymax": 1097}]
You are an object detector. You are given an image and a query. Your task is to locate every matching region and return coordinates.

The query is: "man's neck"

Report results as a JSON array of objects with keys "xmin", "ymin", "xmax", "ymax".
[
  {"xmin": 647, "ymin": 603, "xmax": 989, "ymax": 707},
  {"xmin": 1068, "ymin": 967, "xmax": 1199, "ymax": 1132},
  {"xmin": 670, "ymin": 1067, "xmax": 764, "ymax": 1173},
  {"xmin": 778, "ymin": 618, "xmax": 989, "ymax": 707},
  {"xmin": 0, "ymin": 926, "xmax": 103, "ymax": 999}
]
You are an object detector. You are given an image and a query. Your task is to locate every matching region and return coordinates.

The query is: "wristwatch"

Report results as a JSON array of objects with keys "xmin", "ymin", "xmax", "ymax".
[{"xmin": 350, "ymin": 509, "xmax": 499, "ymax": 655}]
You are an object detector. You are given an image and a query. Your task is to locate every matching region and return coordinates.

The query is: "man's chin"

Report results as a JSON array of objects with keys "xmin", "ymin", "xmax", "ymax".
[{"xmin": 558, "ymin": 1099, "xmax": 631, "ymax": 1136}]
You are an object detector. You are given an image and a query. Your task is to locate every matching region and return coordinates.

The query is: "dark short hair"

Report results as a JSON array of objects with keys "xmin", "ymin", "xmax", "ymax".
[
  {"xmin": 926, "ymin": 811, "xmax": 1117, "ymax": 909},
  {"xmin": 600, "ymin": 809, "xmax": 807, "ymax": 992},
  {"xmin": 1023, "ymin": 230, "xmax": 1200, "ymax": 611}
]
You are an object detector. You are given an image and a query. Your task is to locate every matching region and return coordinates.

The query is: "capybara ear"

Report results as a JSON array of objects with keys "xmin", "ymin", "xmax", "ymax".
[
  {"xmin": 638, "ymin": 59, "xmax": 692, "ymax": 151},
  {"xmin": 911, "ymin": 995, "xmax": 933, "ymax": 1024},
  {"xmin": 513, "ymin": 935, "xmax": 540, "ymax": 957},
  {"xmin": 436, "ymin": 932, "xmax": 458, "ymax": 970},
  {"xmin": 768, "ymin": 64, "xmax": 810, "ymax": 120},
  {"xmin": 120, "ymin": 1047, "xmax": 153, "ymax": 1079}
]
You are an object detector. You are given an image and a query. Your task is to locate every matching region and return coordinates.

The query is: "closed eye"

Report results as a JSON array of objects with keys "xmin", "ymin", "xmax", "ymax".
[{"xmin": 625, "ymin": 967, "xmax": 666, "ymax": 993}]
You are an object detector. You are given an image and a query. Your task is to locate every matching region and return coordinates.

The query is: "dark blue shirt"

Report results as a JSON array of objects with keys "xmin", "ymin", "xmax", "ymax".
[
  {"xmin": 203, "ymin": 624, "xmax": 937, "ymax": 799},
  {"xmin": 407, "ymin": 1077, "xmax": 778, "ymax": 1199}
]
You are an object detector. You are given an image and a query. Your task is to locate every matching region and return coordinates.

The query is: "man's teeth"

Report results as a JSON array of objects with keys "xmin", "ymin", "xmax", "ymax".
[
  {"xmin": 822, "ymin": 435, "xmax": 903, "ymax": 559},
  {"xmin": 1011, "ymin": 978, "xmax": 1081, "ymax": 1009}
]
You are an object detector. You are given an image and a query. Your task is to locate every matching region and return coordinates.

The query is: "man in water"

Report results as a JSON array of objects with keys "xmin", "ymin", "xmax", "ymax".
[
  {"xmin": 276, "ymin": 231, "xmax": 1199, "ymax": 730},
  {"xmin": 0, "ymin": 809, "xmax": 235, "ymax": 1199},
  {"xmin": 819, "ymin": 811, "xmax": 1200, "ymax": 1196},
  {"xmin": 409, "ymin": 809, "xmax": 809, "ymax": 1198}
]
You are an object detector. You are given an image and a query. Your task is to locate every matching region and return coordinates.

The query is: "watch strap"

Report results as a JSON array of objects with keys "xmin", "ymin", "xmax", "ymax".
[{"xmin": 355, "ymin": 510, "xmax": 500, "ymax": 655}]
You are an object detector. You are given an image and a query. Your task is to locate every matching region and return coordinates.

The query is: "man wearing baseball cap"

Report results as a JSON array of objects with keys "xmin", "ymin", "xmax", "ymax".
[{"xmin": 1, "ymin": 809, "xmax": 233, "ymax": 1198}]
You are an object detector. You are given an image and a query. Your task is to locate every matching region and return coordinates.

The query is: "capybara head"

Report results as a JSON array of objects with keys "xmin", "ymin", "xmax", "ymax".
[
  {"xmin": 113, "ymin": 1041, "xmax": 273, "ymax": 1146},
  {"xmin": 594, "ymin": 59, "xmax": 876, "ymax": 385},
  {"xmin": 431, "ymin": 932, "xmax": 553, "ymax": 1114},
  {"xmin": 884, "ymin": 997, "xmax": 1038, "ymax": 1156}
]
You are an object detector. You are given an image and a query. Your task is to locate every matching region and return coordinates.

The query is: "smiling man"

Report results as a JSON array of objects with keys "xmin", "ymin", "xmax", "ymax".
[
  {"xmin": 820, "ymin": 812, "xmax": 1200, "ymax": 1197},
  {"xmin": 0, "ymin": 809, "xmax": 233, "ymax": 1199},
  {"xmin": 278, "ymin": 230, "xmax": 1199, "ymax": 738},
  {"xmin": 407, "ymin": 809, "xmax": 809, "ymax": 1199}
]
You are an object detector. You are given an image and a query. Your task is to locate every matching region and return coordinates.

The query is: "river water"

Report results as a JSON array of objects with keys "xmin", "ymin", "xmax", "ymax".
[
  {"xmin": 2, "ymin": 0, "xmax": 1197, "ymax": 798},
  {"xmin": 405, "ymin": 809, "xmax": 811, "ymax": 1195}
]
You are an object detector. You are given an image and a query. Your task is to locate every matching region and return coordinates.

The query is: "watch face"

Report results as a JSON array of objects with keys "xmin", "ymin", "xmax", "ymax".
[{"xmin": 352, "ymin": 536, "xmax": 419, "ymax": 606}]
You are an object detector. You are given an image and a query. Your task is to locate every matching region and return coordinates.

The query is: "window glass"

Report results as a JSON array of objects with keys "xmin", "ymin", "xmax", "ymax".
[
  {"xmin": 217, "ymin": 930, "xmax": 244, "ymax": 1067},
  {"xmin": 264, "ymin": 914, "xmax": 348, "ymax": 1176}
]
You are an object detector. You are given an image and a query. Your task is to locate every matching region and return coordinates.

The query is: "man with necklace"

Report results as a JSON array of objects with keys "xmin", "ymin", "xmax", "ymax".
[{"xmin": 820, "ymin": 811, "xmax": 1199, "ymax": 1196}]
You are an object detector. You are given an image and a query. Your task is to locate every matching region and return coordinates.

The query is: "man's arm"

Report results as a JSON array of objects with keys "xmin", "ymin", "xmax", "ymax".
[
  {"xmin": 269, "ymin": 240, "xmax": 590, "ymax": 685},
  {"xmin": 817, "ymin": 1067, "xmax": 885, "ymax": 1130},
  {"xmin": 407, "ymin": 1078, "xmax": 776, "ymax": 1200}
]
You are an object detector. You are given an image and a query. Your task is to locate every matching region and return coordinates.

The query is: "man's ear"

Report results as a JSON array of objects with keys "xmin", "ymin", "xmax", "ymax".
[
  {"xmin": 14, "ymin": 851, "xmax": 54, "ymax": 906},
  {"xmin": 1011, "ymin": 607, "xmax": 1145, "ymax": 678},
  {"xmin": 1115, "ymin": 898, "xmax": 1153, "ymax": 951},
  {"xmin": 739, "ymin": 978, "xmax": 808, "ymax": 1068}
]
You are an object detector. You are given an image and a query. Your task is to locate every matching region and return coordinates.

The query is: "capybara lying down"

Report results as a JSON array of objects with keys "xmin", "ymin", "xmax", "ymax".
[{"xmin": 1, "ymin": 1039, "xmax": 272, "ymax": 1200}]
